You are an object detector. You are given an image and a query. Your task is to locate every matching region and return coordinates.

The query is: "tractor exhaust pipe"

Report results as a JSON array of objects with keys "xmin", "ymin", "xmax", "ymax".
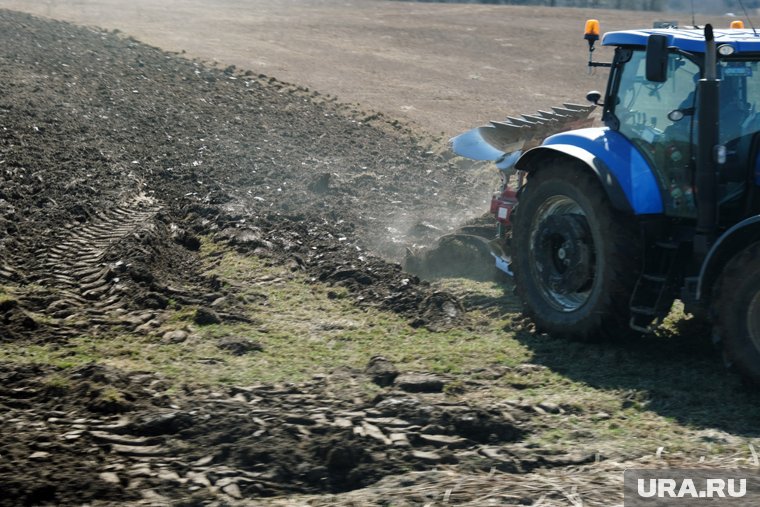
[{"xmin": 695, "ymin": 24, "xmax": 720, "ymax": 256}]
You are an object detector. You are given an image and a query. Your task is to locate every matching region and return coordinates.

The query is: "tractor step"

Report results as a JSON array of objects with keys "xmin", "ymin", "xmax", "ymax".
[
  {"xmin": 630, "ymin": 307, "xmax": 658, "ymax": 334},
  {"xmin": 630, "ymin": 306, "xmax": 657, "ymax": 316},
  {"xmin": 628, "ymin": 239, "xmax": 689, "ymax": 334}
]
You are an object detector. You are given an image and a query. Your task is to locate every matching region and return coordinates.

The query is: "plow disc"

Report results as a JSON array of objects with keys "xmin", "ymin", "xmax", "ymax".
[
  {"xmin": 405, "ymin": 214, "xmax": 508, "ymax": 281},
  {"xmin": 405, "ymin": 228, "xmax": 498, "ymax": 281},
  {"xmin": 405, "ymin": 103, "xmax": 596, "ymax": 280}
]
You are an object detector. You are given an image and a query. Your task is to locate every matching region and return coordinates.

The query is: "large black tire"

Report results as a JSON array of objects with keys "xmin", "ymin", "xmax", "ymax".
[
  {"xmin": 715, "ymin": 241, "xmax": 760, "ymax": 384},
  {"xmin": 512, "ymin": 162, "xmax": 641, "ymax": 340}
]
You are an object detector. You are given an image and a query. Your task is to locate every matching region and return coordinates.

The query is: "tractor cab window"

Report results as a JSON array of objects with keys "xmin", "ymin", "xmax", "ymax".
[
  {"xmin": 717, "ymin": 60, "xmax": 760, "ymax": 207},
  {"xmin": 718, "ymin": 61, "xmax": 760, "ymax": 146},
  {"xmin": 611, "ymin": 50, "xmax": 700, "ymax": 217}
]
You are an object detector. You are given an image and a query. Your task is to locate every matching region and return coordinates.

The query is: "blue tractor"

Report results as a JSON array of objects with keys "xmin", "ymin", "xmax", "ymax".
[{"xmin": 450, "ymin": 20, "xmax": 760, "ymax": 383}]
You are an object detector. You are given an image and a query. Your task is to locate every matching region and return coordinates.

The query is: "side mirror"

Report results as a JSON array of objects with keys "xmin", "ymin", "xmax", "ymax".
[
  {"xmin": 586, "ymin": 90, "xmax": 602, "ymax": 105},
  {"xmin": 646, "ymin": 34, "xmax": 669, "ymax": 83}
]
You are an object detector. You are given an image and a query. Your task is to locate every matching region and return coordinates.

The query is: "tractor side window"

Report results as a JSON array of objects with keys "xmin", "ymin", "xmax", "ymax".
[
  {"xmin": 718, "ymin": 61, "xmax": 760, "ymax": 184},
  {"xmin": 613, "ymin": 50, "xmax": 700, "ymax": 217},
  {"xmin": 718, "ymin": 61, "xmax": 760, "ymax": 146}
]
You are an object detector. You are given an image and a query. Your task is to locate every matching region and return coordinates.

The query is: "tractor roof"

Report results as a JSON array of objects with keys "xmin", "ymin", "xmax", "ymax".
[{"xmin": 603, "ymin": 28, "xmax": 760, "ymax": 53}]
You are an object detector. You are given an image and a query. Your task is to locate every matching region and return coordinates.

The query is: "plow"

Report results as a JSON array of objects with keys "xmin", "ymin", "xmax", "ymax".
[{"xmin": 405, "ymin": 102, "xmax": 596, "ymax": 280}]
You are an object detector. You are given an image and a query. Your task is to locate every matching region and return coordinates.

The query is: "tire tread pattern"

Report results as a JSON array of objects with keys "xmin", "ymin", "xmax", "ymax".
[{"xmin": 512, "ymin": 160, "xmax": 642, "ymax": 340}]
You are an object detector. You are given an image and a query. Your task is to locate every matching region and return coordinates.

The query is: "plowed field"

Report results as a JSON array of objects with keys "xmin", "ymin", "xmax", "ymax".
[{"xmin": 1, "ymin": 4, "xmax": 759, "ymax": 507}]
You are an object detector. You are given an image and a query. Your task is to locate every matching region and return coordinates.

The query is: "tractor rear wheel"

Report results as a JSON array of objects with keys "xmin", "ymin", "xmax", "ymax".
[
  {"xmin": 512, "ymin": 162, "xmax": 641, "ymax": 340},
  {"xmin": 716, "ymin": 241, "xmax": 760, "ymax": 384}
]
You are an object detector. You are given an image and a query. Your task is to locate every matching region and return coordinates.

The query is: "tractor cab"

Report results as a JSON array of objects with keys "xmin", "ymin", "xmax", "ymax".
[{"xmin": 598, "ymin": 26, "xmax": 760, "ymax": 222}]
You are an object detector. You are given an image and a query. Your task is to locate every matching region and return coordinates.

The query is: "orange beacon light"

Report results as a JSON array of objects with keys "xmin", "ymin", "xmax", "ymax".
[{"xmin": 585, "ymin": 19, "xmax": 601, "ymax": 46}]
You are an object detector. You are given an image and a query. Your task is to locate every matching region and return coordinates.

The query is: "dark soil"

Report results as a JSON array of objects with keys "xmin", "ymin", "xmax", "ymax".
[
  {"xmin": 0, "ymin": 7, "xmax": 491, "ymax": 343},
  {"xmin": 0, "ymin": 359, "xmax": 543, "ymax": 506},
  {"xmin": 0, "ymin": 9, "xmax": 509, "ymax": 505}
]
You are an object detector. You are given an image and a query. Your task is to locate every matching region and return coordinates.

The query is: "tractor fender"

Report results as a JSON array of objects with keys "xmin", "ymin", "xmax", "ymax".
[
  {"xmin": 515, "ymin": 128, "xmax": 664, "ymax": 215},
  {"xmin": 697, "ymin": 215, "xmax": 760, "ymax": 301}
]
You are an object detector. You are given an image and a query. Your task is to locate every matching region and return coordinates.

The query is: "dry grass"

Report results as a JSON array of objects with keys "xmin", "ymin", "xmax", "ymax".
[{"xmin": 274, "ymin": 452, "xmax": 760, "ymax": 506}]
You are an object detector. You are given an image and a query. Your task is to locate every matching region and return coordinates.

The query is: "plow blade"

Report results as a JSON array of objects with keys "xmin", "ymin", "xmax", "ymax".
[
  {"xmin": 450, "ymin": 103, "xmax": 596, "ymax": 163},
  {"xmin": 450, "ymin": 126, "xmax": 511, "ymax": 161},
  {"xmin": 480, "ymin": 122, "xmax": 526, "ymax": 154}
]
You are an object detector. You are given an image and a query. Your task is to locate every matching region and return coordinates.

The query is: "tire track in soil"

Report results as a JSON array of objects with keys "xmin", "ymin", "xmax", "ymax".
[
  {"xmin": 16, "ymin": 195, "xmax": 163, "ymax": 337},
  {"xmin": 0, "ymin": 9, "xmax": 548, "ymax": 505}
]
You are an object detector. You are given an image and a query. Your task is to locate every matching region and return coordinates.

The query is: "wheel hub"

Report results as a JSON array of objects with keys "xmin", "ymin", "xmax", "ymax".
[{"xmin": 533, "ymin": 214, "xmax": 593, "ymax": 296}]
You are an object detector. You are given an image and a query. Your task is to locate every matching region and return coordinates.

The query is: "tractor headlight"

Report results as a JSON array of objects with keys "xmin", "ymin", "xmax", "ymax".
[{"xmin": 718, "ymin": 44, "xmax": 736, "ymax": 56}]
